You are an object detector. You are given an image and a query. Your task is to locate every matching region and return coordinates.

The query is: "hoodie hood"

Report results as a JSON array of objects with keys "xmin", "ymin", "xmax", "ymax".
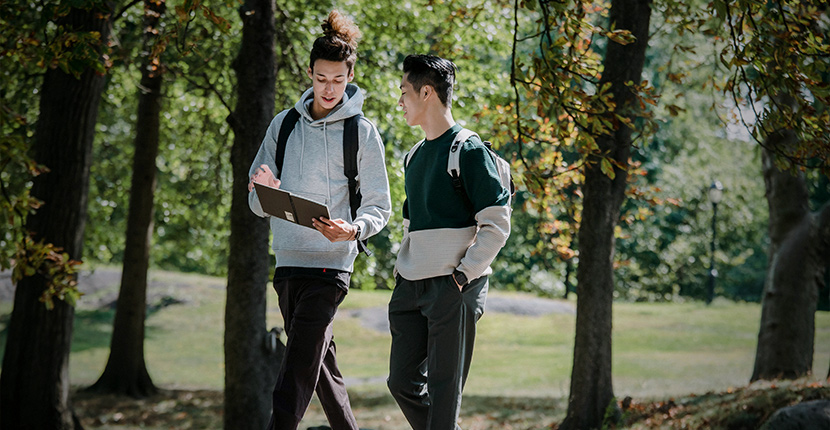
[
  {"xmin": 295, "ymin": 83, "xmax": 365, "ymax": 124},
  {"xmin": 288, "ymin": 83, "xmax": 365, "ymax": 185}
]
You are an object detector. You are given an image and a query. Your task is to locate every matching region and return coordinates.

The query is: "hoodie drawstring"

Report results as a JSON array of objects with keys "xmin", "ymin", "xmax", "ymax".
[
  {"xmin": 323, "ymin": 121, "xmax": 331, "ymax": 205},
  {"xmin": 298, "ymin": 117, "xmax": 332, "ymax": 207},
  {"xmin": 299, "ymin": 120, "xmax": 306, "ymax": 179}
]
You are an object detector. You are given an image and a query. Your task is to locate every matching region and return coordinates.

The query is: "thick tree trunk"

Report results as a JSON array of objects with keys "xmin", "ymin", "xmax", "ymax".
[
  {"xmin": 0, "ymin": 5, "xmax": 110, "ymax": 429},
  {"xmin": 751, "ymin": 140, "xmax": 830, "ymax": 381},
  {"xmin": 821, "ymin": 208, "xmax": 830, "ymax": 380},
  {"xmin": 86, "ymin": 0, "xmax": 165, "ymax": 397},
  {"xmin": 224, "ymin": 0, "xmax": 279, "ymax": 428},
  {"xmin": 560, "ymin": 0, "xmax": 651, "ymax": 428}
]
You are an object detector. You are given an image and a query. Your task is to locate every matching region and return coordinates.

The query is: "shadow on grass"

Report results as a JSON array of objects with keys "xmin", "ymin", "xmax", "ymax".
[
  {"xmin": 1, "ymin": 296, "xmax": 184, "ymax": 360},
  {"xmin": 71, "ymin": 308, "xmax": 117, "ymax": 352},
  {"xmin": 71, "ymin": 300, "xmax": 179, "ymax": 353},
  {"xmin": 0, "ymin": 308, "xmax": 117, "ymax": 359}
]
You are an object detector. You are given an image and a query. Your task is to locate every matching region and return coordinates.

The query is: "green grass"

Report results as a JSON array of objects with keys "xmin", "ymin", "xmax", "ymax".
[{"xmin": 2, "ymin": 268, "xmax": 829, "ymax": 402}]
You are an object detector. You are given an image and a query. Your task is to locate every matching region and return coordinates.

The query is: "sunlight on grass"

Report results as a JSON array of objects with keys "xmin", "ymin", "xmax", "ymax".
[
  {"xmin": 68, "ymin": 269, "xmax": 230, "ymax": 389},
  {"xmin": 2, "ymin": 268, "xmax": 829, "ymax": 402}
]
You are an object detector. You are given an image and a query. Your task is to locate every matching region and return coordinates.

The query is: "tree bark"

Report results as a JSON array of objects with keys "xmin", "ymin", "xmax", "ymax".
[
  {"xmin": 0, "ymin": 5, "xmax": 111, "ymax": 429},
  {"xmin": 224, "ymin": 0, "xmax": 279, "ymax": 428},
  {"xmin": 86, "ymin": 0, "xmax": 165, "ymax": 398},
  {"xmin": 560, "ymin": 0, "xmax": 651, "ymax": 428},
  {"xmin": 751, "ymin": 139, "xmax": 830, "ymax": 381}
]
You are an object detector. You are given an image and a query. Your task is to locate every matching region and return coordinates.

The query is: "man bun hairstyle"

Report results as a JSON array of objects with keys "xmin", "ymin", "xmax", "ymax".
[
  {"xmin": 403, "ymin": 54, "xmax": 457, "ymax": 107},
  {"xmin": 310, "ymin": 10, "xmax": 362, "ymax": 72}
]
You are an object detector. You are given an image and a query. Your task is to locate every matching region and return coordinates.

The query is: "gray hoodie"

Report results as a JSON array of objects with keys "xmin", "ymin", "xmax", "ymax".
[{"xmin": 248, "ymin": 84, "xmax": 392, "ymax": 272}]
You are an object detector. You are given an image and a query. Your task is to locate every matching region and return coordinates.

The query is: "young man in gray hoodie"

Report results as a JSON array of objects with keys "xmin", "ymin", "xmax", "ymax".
[
  {"xmin": 248, "ymin": 11, "xmax": 391, "ymax": 430},
  {"xmin": 388, "ymin": 54, "xmax": 510, "ymax": 429}
]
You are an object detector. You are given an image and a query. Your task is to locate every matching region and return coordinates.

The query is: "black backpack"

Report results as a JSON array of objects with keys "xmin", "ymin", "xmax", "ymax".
[{"xmin": 274, "ymin": 108, "xmax": 370, "ymax": 255}]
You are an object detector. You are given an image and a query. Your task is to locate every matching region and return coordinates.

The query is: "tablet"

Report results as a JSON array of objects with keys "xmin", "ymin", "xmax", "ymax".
[{"xmin": 254, "ymin": 182, "xmax": 331, "ymax": 229}]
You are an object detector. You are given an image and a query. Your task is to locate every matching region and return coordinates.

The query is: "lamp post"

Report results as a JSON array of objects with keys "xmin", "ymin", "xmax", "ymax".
[{"xmin": 706, "ymin": 180, "xmax": 723, "ymax": 304}]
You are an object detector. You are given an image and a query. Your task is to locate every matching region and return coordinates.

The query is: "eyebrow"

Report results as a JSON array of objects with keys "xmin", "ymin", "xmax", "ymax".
[{"xmin": 315, "ymin": 72, "xmax": 347, "ymax": 78}]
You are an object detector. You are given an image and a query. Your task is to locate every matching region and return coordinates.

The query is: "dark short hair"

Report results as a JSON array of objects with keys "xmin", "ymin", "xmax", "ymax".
[{"xmin": 403, "ymin": 54, "xmax": 456, "ymax": 107}]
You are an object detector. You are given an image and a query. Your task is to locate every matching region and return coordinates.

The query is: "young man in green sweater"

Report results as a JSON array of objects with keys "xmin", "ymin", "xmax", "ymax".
[{"xmin": 388, "ymin": 54, "xmax": 511, "ymax": 429}]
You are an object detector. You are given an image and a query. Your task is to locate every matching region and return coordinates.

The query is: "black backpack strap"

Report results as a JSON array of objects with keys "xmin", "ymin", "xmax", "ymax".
[
  {"xmin": 274, "ymin": 108, "xmax": 301, "ymax": 180},
  {"xmin": 343, "ymin": 114, "xmax": 371, "ymax": 256}
]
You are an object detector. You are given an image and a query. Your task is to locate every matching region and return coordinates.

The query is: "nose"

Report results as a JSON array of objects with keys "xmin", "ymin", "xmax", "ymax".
[{"xmin": 397, "ymin": 96, "xmax": 404, "ymax": 107}]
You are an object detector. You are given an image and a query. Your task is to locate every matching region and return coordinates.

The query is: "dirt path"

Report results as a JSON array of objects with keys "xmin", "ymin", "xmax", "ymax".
[
  {"xmin": 341, "ymin": 295, "xmax": 573, "ymax": 333},
  {"xmin": 1, "ymin": 268, "xmax": 574, "ymax": 330}
]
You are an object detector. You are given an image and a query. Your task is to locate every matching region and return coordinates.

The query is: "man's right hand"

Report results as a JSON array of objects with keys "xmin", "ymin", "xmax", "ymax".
[{"xmin": 249, "ymin": 164, "xmax": 281, "ymax": 192}]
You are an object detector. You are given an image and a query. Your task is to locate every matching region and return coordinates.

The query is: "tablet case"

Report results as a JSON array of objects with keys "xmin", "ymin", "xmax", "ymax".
[{"xmin": 254, "ymin": 182, "xmax": 331, "ymax": 229}]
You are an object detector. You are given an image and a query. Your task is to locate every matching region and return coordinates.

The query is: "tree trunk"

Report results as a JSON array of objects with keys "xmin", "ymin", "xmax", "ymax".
[
  {"xmin": 224, "ymin": 0, "xmax": 279, "ymax": 428},
  {"xmin": 564, "ymin": 253, "xmax": 574, "ymax": 299},
  {"xmin": 751, "ymin": 140, "xmax": 830, "ymax": 381},
  {"xmin": 0, "ymin": 5, "xmax": 110, "ymax": 429},
  {"xmin": 559, "ymin": 0, "xmax": 651, "ymax": 428},
  {"xmin": 86, "ymin": 0, "xmax": 165, "ymax": 397}
]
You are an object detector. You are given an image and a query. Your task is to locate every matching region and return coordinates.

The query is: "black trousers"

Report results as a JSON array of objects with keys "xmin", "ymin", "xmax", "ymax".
[
  {"xmin": 387, "ymin": 274, "xmax": 488, "ymax": 430},
  {"xmin": 267, "ymin": 272, "xmax": 358, "ymax": 430}
]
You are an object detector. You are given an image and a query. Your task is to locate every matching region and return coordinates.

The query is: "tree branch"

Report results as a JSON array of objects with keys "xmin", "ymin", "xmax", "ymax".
[
  {"xmin": 112, "ymin": 0, "xmax": 143, "ymax": 23},
  {"xmin": 511, "ymin": 0, "xmax": 527, "ymax": 170}
]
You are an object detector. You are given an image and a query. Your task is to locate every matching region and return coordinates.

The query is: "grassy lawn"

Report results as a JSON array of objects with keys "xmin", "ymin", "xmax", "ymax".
[
  {"xmin": 1, "ymin": 267, "xmax": 829, "ymax": 429},
  {"xmin": 10, "ymin": 268, "xmax": 821, "ymax": 398},
  {"xmin": 334, "ymin": 294, "xmax": 830, "ymax": 399}
]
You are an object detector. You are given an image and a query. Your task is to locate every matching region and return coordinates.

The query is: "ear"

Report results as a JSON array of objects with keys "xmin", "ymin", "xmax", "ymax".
[
  {"xmin": 422, "ymin": 85, "xmax": 433, "ymax": 101},
  {"xmin": 348, "ymin": 69, "xmax": 354, "ymax": 82},
  {"xmin": 306, "ymin": 67, "xmax": 313, "ymax": 79}
]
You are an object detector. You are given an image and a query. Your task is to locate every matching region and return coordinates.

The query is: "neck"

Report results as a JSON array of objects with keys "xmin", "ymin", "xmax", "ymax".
[
  {"xmin": 420, "ymin": 107, "xmax": 455, "ymax": 141},
  {"xmin": 310, "ymin": 102, "xmax": 331, "ymax": 121}
]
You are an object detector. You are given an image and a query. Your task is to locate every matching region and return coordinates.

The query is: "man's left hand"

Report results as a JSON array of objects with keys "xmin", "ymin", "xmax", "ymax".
[{"xmin": 313, "ymin": 217, "xmax": 357, "ymax": 242}]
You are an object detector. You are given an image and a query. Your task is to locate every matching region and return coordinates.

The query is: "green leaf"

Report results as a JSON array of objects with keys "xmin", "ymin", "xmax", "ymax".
[{"xmin": 600, "ymin": 157, "xmax": 615, "ymax": 179}]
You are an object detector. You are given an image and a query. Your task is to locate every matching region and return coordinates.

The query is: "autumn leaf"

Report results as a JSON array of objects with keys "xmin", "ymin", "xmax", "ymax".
[
  {"xmin": 600, "ymin": 157, "xmax": 615, "ymax": 179},
  {"xmin": 606, "ymin": 29, "xmax": 636, "ymax": 45},
  {"xmin": 666, "ymin": 104, "xmax": 685, "ymax": 116}
]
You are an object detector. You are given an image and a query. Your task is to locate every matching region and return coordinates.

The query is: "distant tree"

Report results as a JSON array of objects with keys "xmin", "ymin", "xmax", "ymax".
[
  {"xmin": 713, "ymin": 0, "xmax": 829, "ymax": 380},
  {"xmin": 0, "ymin": 1, "xmax": 112, "ymax": 428},
  {"xmin": 223, "ymin": 0, "xmax": 280, "ymax": 426},
  {"xmin": 752, "ymin": 141, "xmax": 830, "ymax": 381},
  {"xmin": 86, "ymin": 0, "xmax": 166, "ymax": 398}
]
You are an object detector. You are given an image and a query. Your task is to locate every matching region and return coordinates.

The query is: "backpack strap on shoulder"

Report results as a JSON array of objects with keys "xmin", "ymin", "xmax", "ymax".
[
  {"xmin": 404, "ymin": 140, "xmax": 425, "ymax": 168},
  {"xmin": 274, "ymin": 108, "xmax": 301, "ymax": 181},
  {"xmin": 343, "ymin": 114, "xmax": 360, "ymax": 219},
  {"xmin": 448, "ymin": 128, "xmax": 478, "ymax": 211},
  {"xmin": 343, "ymin": 114, "xmax": 371, "ymax": 255},
  {"xmin": 447, "ymin": 129, "xmax": 477, "ymax": 178}
]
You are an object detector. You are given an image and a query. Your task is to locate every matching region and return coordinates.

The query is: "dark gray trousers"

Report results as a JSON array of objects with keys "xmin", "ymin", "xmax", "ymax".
[
  {"xmin": 267, "ymin": 275, "xmax": 358, "ymax": 430},
  {"xmin": 387, "ymin": 274, "xmax": 488, "ymax": 430}
]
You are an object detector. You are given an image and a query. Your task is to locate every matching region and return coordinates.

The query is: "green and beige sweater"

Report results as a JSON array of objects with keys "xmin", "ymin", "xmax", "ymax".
[{"xmin": 395, "ymin": 124, "xmax": 511, "ymax": 282}]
